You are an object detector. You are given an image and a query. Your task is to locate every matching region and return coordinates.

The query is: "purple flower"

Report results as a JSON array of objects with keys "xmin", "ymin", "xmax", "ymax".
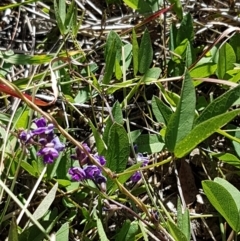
[
  {"xmin": 69, "ymin": 167, "xmax": 86, "ymax": 181},
  {"xmin": 71, "ymin": 143, "xmax": 91, "ymax": 165},
  {"xmin": 84, "ymin": 165, "xmax": 101, "ymax": 179},
  {"xmin": 94, "ymin": 154, "xmax": 106, "ymax": 166},
  {"xmin": 37, "ymin": 143, "xmax": 59, "ymax": 164},
  {"xmin": 32, "ymin": 124, "xmax": 54, "ymax": 135},
  {"xmin": 19, "ymin": 130, "xmax": 32, "ymax": 142},
  {"xmin": 52, "ymin": 136, "xmax": 65, "ymax": 152},
  {"xmin": 131, "ymin": 171, "xmax": 141, "ymax": 182},
  {"xmin": 94, "ymin": 174, "xmax": 107, "ymax": 184},
  {"xmin": 34, "ymin": 117, "xmax": 47, "ymax": 127}
]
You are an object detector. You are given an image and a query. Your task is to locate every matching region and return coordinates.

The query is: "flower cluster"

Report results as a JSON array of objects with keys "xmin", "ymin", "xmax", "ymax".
[
  {"xmin": 68, "ymin": 145, "xmax": 107, "ymax": 188},
  {"xmin": 131, "ymin": 153, "xmax": 149, "ymax": 182},
  {"xmin": 19, "ymin": 117, "xmax": 65, "ymax": 164}
]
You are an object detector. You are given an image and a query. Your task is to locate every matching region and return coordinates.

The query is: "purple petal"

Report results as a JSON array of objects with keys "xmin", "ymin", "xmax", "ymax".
[
  {"xmin": 52, "ymin": 136, "xmax": 65, "ymax": 152},
  {"xmin": 82, "ymin": 143, "xmax": 91, "ymax": 153},
  {"xmin": 34, "ymin": 117, "xmax": 47, "ymax": 128},
  {"xmin": 39, "ymin": 138, "xmax": 47, "ymax": 145},
  {"xmin": 68, "ymin": 167, "xmax": 86, "ymax": 181},
  {"xmin": 94, "ymin": 174, "xmax": 107, "ymax": 184},
  {"xmin": 45, "ymin": 124, "xmax": 54, "ymax": 134},
  {"xmin": 43, "ymin": 154, "xmax": 55, "ymax": 164},
  {"xmin": 74, "ymin": 144, "xmax": 91, "ymax": 164},
  {"xmin": 94, "ymin": 154, "xmax": 106, "ymax": 166},
  {"xmin": 32, "ymin": 127, "xmax": 48, "ymax": 135},
  {"xmin": 37, "ymin": 145, "xmax": 59, "ymax": 157},
  {"xmin": 19, "ymin": 131, "xmax": 32, "ymax": 142},
  {"xmin": 131, "ymin": 171, "xmax": 141, "ymax": 182},
  {"xmin": 84, "ymin": 165, "xmax": 101, "ymax": 179}
]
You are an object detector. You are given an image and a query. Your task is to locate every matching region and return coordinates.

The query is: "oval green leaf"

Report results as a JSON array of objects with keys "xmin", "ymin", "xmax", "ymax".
[
  {"xmin": 202, "ymin": 178, "xmax": 240, "ymax": 232},
  {"xmin": 175, "ymin": 109, "xmax": 240, "ymax": 157},
  {"xmin": 195, "ymin": 83, "xmax": 240, "ymax": 126},
  {"xmin": 138, "ymin": 29, "xmax": 153, "ymax": 74},
  {"xmin": 165, "ymin": 70, "xmax": 196, "ymax": 152},
  {"xmin": 217, "ymin": 42, "xmax": 236, "ymax": 79}
]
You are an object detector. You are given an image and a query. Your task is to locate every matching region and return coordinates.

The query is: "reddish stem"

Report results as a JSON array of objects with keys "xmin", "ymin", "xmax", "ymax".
[{"xmin": 0, "ymin": 84, "xmax": 49, "ymax": 106}]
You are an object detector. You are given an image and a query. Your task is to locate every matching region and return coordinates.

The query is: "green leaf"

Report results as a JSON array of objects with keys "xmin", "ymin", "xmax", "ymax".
[
  {"xmin": 135, "ymin": 134, "xmax": 165, "ymax": 153},
  {"xmin": 121, "ymin": 43, "xmax": 132, "ymax": 72},
  {"xmin": 21, "ymin": 161, "xmax": 38, "ymax": 177},
  {"xmin": 231, "ymin": 125, "xmax": 240, "ymax": 158},
  {"xmin": 54, "ymin": 0, "xmax": 65, "ymax": 35},
  {"xmin": 169, "ymin": 24, "xmax": 178, "ymax": 51},
  {"xmin": 8, "ymin": 216, "xmax": 19, "ymax": 241},
  {"xmin": 102, "ymin": 102, "xmax": 123, "ymax": 147},
  {"xmin": 217, "ymin": 42, "xmax": 236, "ymax": 79},
  {"xmin": 152, "ymin": 96, "xmax": 173, "ymax": 125},
  {"xmin": 202, "ymin": 178, "xmax": 240, "ymax": 232},
  {"xmin": 176, "ymin": 197, "xmax": 190, "ymax": 241},
  {"xmin": 128, "ymin": 130, "xmax": 142, "ymax": 143},
  {"xmin": 230, "ymin": 33, "xmax": 240, "ymax": 63},
  {"xmin": 214, "ymin": 177, "xmax": 240, "ymax": 212},
  {"xmin": 132, "ymin": 29, "xmax": 139, "ymax": 76},
  {"xmin": 180, "ymin": 210, "xmax": 190, "ymax": 241},
  {"xmin": 115, "ymin": 59, "xmax": 122, "ymax": 80},
  {"xmin": 115, "ymin": 220, "xmax": 138, "ymax": 241},
  {"xmin": 123, "ymin": 0, "xmax": 138, "ymax": 9},
  {"xmin": 105, "ymin": 123, "xmax": 129, "ymax": 174},
  {"xmin": 211, "ymin": 152, "xmax": 240, "ymax": 169},
  {"xmin": 94, "ymin": 210, "xmax": 109, "ymax": 241},
  {"xmin": 103, "ymin": 31, "xmax": 122, "ymax": 84},
  {"xmin": 64, "ymin": 0, "xmax": 75, "ymax": 33},
  {"xmin": 172, "ymin": 39, "xmax": 189, "ymax": 63},
  {"xmin": 14, "ymin": 108, "xmax": 29, "ymax": 129},
  {"xmin": 116, "ymin": 219, "xmax": 131, "ymax": 241},
  {"xmin": 112, "ymin": 101, "xmax": 124, "ymax": 125},
  {"xmin": 190, "ymin": 63, "xmax": 217, "ymax": 78},
  {"xmin": 195, "ymin": 84, "xmax": 240, "ymax": 126},
  {"xmin": 56, "ymin": 222, "xmax": 69, "ymax": 241},
  {"xmin": 124, "ymin": 221, "xmax": 138, "ymax": 241},
  {"xmin": 138, "ymin": 29, "xmax": 153, "ymax": 74},
  {"xmin": 168, "ymin": 221, "xmax": 188, "ymax": 241},
  {"xmin": 142, "ymin": 67, "xmax": 161, "ymax": 84},
  {"xmin": 89, "ymin": 120, "xmax": 107, "ymax": 155},
  {"xmin": 32, "ymin": 183, "xmax": 58, "ymax": 221},
  {"xmin": 185, "ymin": 41, "xmax": 195, "ymax": 68},
  {"xmin": 176, "ymin": 13, "xmax": 193, "ymax": 46},
  {"xmin": 165, "ymin": 71, "xmax": 196, "ymax": 152},
  {"xmin": 58, "ymin": 0, "xmax": 66, "ymax": 24},
  {"xmin": 175, "ymin": 109, "xmax": 240, "ymax": 157}
]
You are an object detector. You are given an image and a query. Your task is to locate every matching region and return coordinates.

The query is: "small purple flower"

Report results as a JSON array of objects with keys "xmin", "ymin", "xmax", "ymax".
[
  {"xmin": 131, "ymin": 171, "xmax": 141, "ymax": 182},
  {"xmin": 19, "ymin": 130, "xmax": 32, "ymax": 142},
  {"xmin": 69, "ymin": 167, "xmax": 86, "ymax": 181},
  {"xmin": 71, "ymin": 143, "xmax": 91, "ymax": 165},
  {"xmin": 39, "ymin": 138, "xmax": 47, "ymax": 145},
  {"xmin": 32, "ymin": 124, "xmax": 54, "ymax": 136},
  {"xmin": 37, "ymin": 143, "xmax": 59, "ymax": 164},
  {"xmin": 84, "ymin": 165, "xmax": 101, "ymax": 179},
  {"xmin": 52, "ymin": 136, "xmax": 65, "ymax": 152},
  {"xmin": 94, "ymin": 154, "xmax": 106, "ymax": 166},
  {"xmin": 94, "ymin": 174, "xmax": 107, "ymax": 184},
  {"xmin": 34, "ymin": 117, "xmax": 47, "ymax": 127}
]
